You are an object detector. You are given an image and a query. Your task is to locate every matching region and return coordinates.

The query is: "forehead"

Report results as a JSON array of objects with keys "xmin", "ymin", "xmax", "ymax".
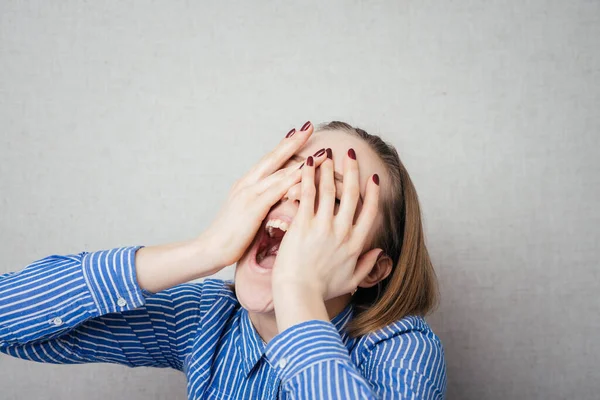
[{"xmin": 295, "ymin": 129, "xmax": 388, "ymax": 189}]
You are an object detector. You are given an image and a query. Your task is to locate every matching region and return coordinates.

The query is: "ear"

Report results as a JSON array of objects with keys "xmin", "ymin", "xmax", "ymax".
[{"xmin": 353, "ymin": 249, "xmax": 393, "ymax": 289}]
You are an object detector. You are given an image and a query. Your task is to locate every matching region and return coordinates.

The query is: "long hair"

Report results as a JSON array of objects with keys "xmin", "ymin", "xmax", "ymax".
[{"xmin": 317, "ymin": 121, "xmax": 439, "ymax": 337}]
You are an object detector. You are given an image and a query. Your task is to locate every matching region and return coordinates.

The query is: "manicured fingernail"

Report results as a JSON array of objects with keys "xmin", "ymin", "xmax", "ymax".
[
  {"xmin": 298, "ymin": 162, "xmax": 305, "ymax": 169},
  {"xmin": 300, "ymin": 121, "xmax": 312, "ymax": 131},
  {"xmin": 326, "ymin": 148, "xmax": 332, "ymax": 159},
  {"xmin": 372, "ymin": 174, "xmax": 379, "ymax": 185},
  {"xmin": 285, "ymin": 128, "xmax": 296, "ymax": 138},
  {"xmin": 307, "ymin": 156, "xmax": 314, "ymax": 166},
  {"xmin": 313, "ymin": 148, "xmax": 325, "ymax": 157},
  {"xmin": 348, "ymin": 148, "xmax": 356, "ymax": 160}
]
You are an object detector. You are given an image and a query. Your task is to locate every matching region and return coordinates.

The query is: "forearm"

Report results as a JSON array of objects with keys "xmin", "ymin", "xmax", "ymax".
[
  {"xmin": 134, "ymin": 235, "xmax": 222, "ymax": 294},
  {"xmin": 272, "ymin": 283, "xmax": 329, "ymax": 333}
]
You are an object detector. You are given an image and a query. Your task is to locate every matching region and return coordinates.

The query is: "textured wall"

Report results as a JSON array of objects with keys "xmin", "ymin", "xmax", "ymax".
[{"xmin": 1, "ymin": 1, "xmax": 599, "ymax": 399}]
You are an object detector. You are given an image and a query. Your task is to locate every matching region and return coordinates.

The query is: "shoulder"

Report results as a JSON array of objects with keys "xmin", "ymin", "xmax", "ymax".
[
  {"xmin": 199, "ymin": 278, "xmax": 237, "ymax": 300},
  {"xmin": 355, "ymin": 315, "xmax": 446, "ymax": 389},
  {"xmin": 200, "ymin": 278, "xmax": 235, "ymax": 298},
  {"xmin": 146, "ymin": 278, "xmax": 237, "ymax": 308},
  {"xmin": 169, "ymin": 279, "xmax": 240, "ymax": 334},
  {"xmin": 362, "ymin": 315, "xmax": 443, "ymax": 351}
]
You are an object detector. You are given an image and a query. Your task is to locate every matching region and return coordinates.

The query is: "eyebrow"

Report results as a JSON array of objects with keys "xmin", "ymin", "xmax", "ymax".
[{"xmin": 291, "ymin": 154, "xmax": 364, "ymax": 204}]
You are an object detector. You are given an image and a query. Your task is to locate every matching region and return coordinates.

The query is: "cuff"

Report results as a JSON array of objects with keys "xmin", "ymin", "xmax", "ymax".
[
  {"xmin": 81, "ymin": 245, "xmax": 147, "ymax": 315},
  {"xmin": 265, "ymin": 319, "xmax": 351, "ymax": 382}
]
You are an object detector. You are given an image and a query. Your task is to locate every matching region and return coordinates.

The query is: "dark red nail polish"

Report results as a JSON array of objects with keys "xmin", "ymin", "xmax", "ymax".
[
  {"xmin": 298, "ymin": 162, "xmax": 305, "ymax": 169},
  {"xmin": 285, "ymin": 128, "xmax": 296, "ymax": 138},
  {"xmin": 313, "ymin": 148, "xmax": 325, "ymax": 157},
  {"xmin": 300, "ymin": 121, "xmax": 311, "ymax": 131},
  {"xmin": 372, "ymin": 174, "xmax": 379, "ymax": 185},
  {"xmin": 326, "ymin": 148, "xmax": 332, "ymax": 159},
  {"xmin": 307, "ymin": 156, "xmax": 314, "ymax": 166},
  {"xmin": 348, "ymin": 148, "xmax": 356, "ymax": 160}
]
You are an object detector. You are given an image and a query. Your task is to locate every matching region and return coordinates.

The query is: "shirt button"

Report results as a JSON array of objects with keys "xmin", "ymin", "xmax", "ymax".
[
  {"xmin": 278, "ymin": 358, "xmax": 287, "ymax": 369},
  {"xmin": 52, "ymin": 317, "xmax": 63, "ymax": 326},
  {"xmin": 117, "ymin": 297, "xmax": 127, "ymax": 307}
]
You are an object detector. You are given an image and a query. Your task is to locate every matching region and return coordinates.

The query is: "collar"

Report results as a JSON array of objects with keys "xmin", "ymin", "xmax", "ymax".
[{"xmin": 235, "ymin": 302, "xmax": 355, "ymax": 378}]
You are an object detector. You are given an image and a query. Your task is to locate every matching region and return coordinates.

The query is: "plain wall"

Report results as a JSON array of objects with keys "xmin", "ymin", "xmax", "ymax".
[{"xmin": 1, "ymin": 1, "xmax": 599, "ymax": 399}]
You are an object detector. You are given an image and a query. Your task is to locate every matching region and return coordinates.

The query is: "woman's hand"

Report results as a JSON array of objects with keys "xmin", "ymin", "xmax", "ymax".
[
  {"xmin": 199, "ymin": 122, "xmax": 316, "ymax": 270},
  {"xmin": 271, "ymin": 148, "xmax": 383, "ymax": 302}
]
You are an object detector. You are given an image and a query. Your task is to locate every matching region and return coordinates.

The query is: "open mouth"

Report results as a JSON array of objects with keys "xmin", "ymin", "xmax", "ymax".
[{"xmin": 253, "ymin": 222, "xmax": 287, "ymax": 269}]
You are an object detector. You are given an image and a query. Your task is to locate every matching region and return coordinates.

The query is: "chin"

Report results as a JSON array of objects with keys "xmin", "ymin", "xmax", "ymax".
[{"xmin": 234, "ymin": 272, "xmax": 275, "ymax": 314}]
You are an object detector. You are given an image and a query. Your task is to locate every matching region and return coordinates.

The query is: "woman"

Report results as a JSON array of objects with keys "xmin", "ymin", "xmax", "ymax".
[{"xmin": 0, "ymin": 121, "xmax": 447, "ymax": 399}]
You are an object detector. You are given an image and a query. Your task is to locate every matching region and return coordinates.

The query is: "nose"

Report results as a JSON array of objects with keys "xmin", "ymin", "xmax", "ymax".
[
  {"xmin": 282, "ymin": 167, "xmax": 323, "ymax": 206},
  {"xmin": 282, "ymin": 181, "xmax": 302, "ymax": 205}
]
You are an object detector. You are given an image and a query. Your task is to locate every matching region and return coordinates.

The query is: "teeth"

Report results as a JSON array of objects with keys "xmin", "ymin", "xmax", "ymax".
[
  {"xmin": 258, "ymin": 218, "xmax": 289, "ymax": 264},
  {"xmin": 265, "ymin": 218, "xmax": 289, "ymax": 237}
]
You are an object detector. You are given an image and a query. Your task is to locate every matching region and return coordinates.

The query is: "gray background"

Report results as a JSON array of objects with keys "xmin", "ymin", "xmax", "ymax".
[{"xmin": 1, "ymin": 1, "xmax": 598, "ymax": 399}]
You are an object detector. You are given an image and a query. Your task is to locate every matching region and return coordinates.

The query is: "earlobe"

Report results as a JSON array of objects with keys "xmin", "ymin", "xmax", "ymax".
[{"xmin": 358, "ymin": 253, "xmax": 392, "ymax": 288}]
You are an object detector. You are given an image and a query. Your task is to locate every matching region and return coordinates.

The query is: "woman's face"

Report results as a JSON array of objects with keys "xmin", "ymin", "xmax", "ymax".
[{"xmin": 234, "ymin": 129, "xmax": 388, "ymax": 314}]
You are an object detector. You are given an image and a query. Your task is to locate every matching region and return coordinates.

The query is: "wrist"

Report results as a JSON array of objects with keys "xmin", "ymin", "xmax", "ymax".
[
  {"xmin": 272, "ymin": 275, "xmax": 324, "ymax": 299},
  {"xmin": 135, "ymin": 237, "xmax": 224, "ymax": 294},
  {"xmin": 191, "ymin": 233, "xmax": 228, "ymax": 274},
  {"xmin": 272, "ymin": 281, "xmax": 329, "ymax": 333}
]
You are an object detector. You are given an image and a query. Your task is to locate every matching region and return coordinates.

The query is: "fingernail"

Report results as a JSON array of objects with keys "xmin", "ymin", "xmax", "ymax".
[
  {"xmin": 298, "ymin": 162, "xmax": 305, "ymax": 169},
  {"xmin": 313, "ymin": 148, "xmax": 326, "ymax": 157},
  {"xmin": 300, "ymin": 121, "xmax": 312, "ymax": 131},
  {"xmin": 307, "ymin": 156, "xmax": 314, "ymax": 166},
  {"xmin": 285, "ymin": 128, "xmax": 296, "ymax": 138},
  {"xmin": 372, "ymin": 174, "xmax": 379, "ymax": 185},
  {"xmin": 326, "ymin": 148, "xmax": 332, "ymax": 159},
  {"xmin": 348, "ymin": 148, "xmax": 356, "ymax": 160},
  {"xmin": 376, "ymin": 250, "xmax": 385, "ymax": 262}
]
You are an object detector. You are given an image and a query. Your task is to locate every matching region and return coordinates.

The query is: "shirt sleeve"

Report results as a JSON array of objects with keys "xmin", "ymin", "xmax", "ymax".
[
  {"xmin": 0, "ymin": 246, "xmax": 203, "ymax": 371},
  {"xmin": 264, "ymin": 320, "xmax": 446, "ymax": 399}
]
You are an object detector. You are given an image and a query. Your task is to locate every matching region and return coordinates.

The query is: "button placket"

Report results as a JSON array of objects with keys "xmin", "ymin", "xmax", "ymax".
[{"xmin": 50, "ymin": 317, "xmax": 63, "ymax": 326}]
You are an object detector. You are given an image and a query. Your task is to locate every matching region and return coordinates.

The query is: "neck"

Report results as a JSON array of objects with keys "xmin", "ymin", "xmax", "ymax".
[{"xmin": 248, "ymin": 294, "xmax": 352, "ymax": 344}]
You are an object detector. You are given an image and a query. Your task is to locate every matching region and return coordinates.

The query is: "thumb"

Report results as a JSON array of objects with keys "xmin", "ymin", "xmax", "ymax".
[{"xmin": 352, "ymin": 249, "xmax": 384, "ymax": 289}]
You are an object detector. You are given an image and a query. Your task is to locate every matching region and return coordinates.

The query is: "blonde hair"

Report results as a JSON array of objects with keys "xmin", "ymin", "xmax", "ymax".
[{"xmin": 318, "ymin": 121, "xmax": 439, "ymax": 337}]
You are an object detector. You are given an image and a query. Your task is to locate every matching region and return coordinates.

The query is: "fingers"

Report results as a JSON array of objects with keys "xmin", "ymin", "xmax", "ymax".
[
  {"xmin": 298, "ymin": 155, "xmax": 317, "ymax": 218},
  {"xmin": 335, "ymin": 148, "xmax": 361, "ymax": 235},
  {"xmin": 297, "ymin": 147, "xmax": 328, "ymax": 170},
  {"xmin": 261, "ymin": 167, "xmax": 303, "ymax": 207},
  {"xmin": 256, "ymin": 163, "xmax": 302, "ymax": 194},
  {"xmin": 351, "ymin": 172, "xmax": 380, "ymax": 248},
  {"xmin": 255, "ymin": 159, "xmax": 303, "ymax": 193},
  {"xmin": 255, "ymin": 146, "xmax": 328, "ymax": 193},
  {"xmin": 243, "ymin": 122, "xmax": 314, "ymax": 184},
  {"xmin": 254, "ymin": 149, "xmax": 328, "ymax": 223},
  {"xmin": 315, "ymin": 148, "xmax": 336, "ymax": 222}
]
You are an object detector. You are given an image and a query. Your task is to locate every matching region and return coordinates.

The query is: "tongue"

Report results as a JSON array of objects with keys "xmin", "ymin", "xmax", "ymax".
[
  {"xmin": 258, "ymin": 254, "xmax": 276, "ymax": 269},
  {"xmin": 257, "ymin": 243, "xmax": 280, "ymax": 269}
]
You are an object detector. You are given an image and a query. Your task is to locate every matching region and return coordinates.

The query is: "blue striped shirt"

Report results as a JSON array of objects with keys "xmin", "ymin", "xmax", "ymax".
[{"xmin": 0, "ymin": 246, "xmax": 447, "ymax": 399}]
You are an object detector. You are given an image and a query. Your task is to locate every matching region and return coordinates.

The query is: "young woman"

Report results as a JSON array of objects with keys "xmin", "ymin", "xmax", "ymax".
[{"xmin": 0, "ymin": 121, "xmax": 447, "ymax": 399}]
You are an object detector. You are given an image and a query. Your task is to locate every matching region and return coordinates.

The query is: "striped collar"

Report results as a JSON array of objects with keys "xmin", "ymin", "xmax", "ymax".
[{"xmin": 236, "ymin": 302, "xmax": 355, "ymax": 377}]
